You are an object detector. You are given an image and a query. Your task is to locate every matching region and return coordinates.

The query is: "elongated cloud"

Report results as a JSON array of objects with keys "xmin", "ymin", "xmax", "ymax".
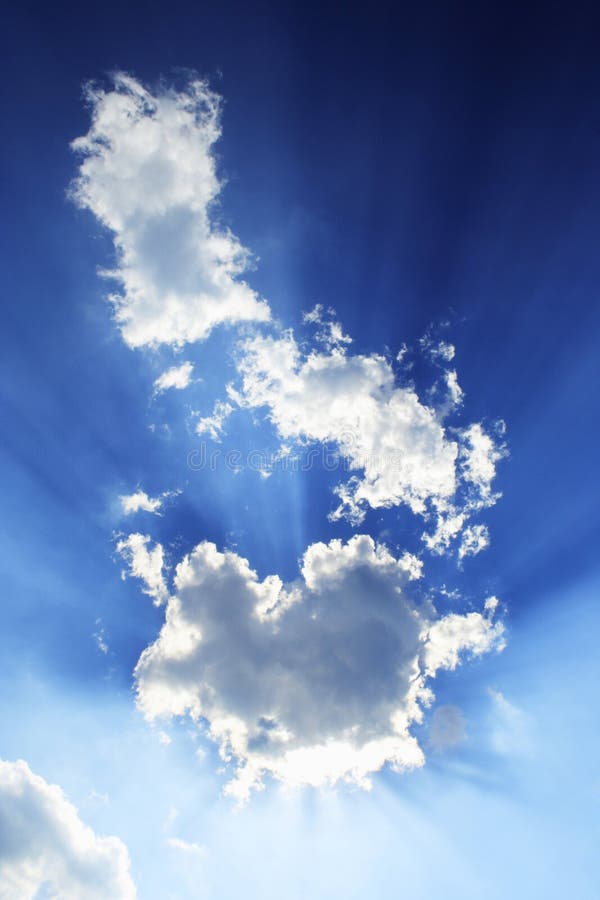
[
  {"xmin": 70, "ymin": 74, "xmax": 270, "ymax": 348},
  {"xmin": 119, "ymin": 489, "xmax": 179, "ymax": 517},
  {"xmin": 116, "ymin": 532, "xmax": 169, "ymax": 605},
  {"xmin": 121, "ymin": 534, "xmax": 504, "ymax": 801},
  {"xmin": 230, "ymin": 323, "xmax": 505, "ymax": 551},
  {"xmin": 120, "ymin": 490, "xmax": 163, "ymax": 515},
  {"xmin": 0, "ymin": 759, "xmax": 136, "ymax": 899}
]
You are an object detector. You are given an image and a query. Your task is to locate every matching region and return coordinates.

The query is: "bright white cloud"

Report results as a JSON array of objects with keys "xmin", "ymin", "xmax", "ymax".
[
  {"xmin": 231, "ymin": 326, "xmax": 505, "ymax": 552},
  {"xmin": 124, "ymin": 534, "xmax": 504, "ymax": 801},
  {"xmin": 154, "ymin": 361, "xmax": 194, "ymax": 393},
  {"xmin": 0, "ymin": 759, "xmax": 136, "ymax": 900},
  {"xmin": 93, "ymin": 618, "xmax": 109, "ymax": 655},
  {"xmin": 119, "ymin": 489, "xmax": 179, "ymax": 517},
  {"xmin": 116, "ymin": 532, "xmax": 169, "ymax": 605},
  {"xmin": 232, "ymin": 330, "xmax": 457, "ymax": 523},
  {"xmin": 70, "ymin": 73, "xmax": 270, "ymax": 348},
  {"xmin": 120, "ymin": 490, "xmax": 163, "ymax": 515},
  {"xmin": 70, "ymin": 73, "xmax": 505, "ymax": 558},
  {"xmin": 302, "ymin": 303, "xmax": 352, "ymax": 349},
  {"xmin": 444, "ymin": 369, "xmax": 464, "ymax": 409}
]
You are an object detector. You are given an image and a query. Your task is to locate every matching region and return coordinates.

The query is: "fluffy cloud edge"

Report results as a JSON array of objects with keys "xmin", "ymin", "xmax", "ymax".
[
  {"xmin": 0, "ymin": 759, "xmax": 136, "ymax": 900},
  {"xmin": 119, "ymin": 533, "xmax": 504, "ymax": 802}
]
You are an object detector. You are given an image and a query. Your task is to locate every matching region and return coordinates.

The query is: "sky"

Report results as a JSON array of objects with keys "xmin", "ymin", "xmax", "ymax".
[{"xmin": 1, "ymin": 2, "xmax": 600, "ymax": 897}]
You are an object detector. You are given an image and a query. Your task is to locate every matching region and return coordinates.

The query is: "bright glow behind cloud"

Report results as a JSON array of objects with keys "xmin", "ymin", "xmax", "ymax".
[
  {"xmin": 70, "ymin": 74, "xmax": 270, "ymax": 348},
  {"xmin": 121, "ymin": 534, "xmax": 504, "ymax": 801}
]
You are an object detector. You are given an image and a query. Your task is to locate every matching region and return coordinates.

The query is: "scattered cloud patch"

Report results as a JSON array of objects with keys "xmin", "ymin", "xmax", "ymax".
[
  {"xmin": 195, "ymin": 400, "xmax": 234, "ymax": 441},
  {"xmin": 460, "ymin": 423, "xmax": 508, "ymax": 508},
  {"xmin": 70, "ymin": 73, "xmax": 270, "ymax": 348},
  {"xmin": 303, "ymin": 304, "xmax": 352, "ymax": 349},
  {"xmin": 128, "ymin": 534, "xmax": 504, "ymax": 801},
  {"xmin": 0, "ymin": 759, "xmax": 136, "ymax": 900}
]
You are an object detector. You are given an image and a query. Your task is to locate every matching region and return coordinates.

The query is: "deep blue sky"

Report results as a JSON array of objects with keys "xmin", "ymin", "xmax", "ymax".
[{"xmin": 1, "ymin": 3, "xmax": 599, "ymax": 897}]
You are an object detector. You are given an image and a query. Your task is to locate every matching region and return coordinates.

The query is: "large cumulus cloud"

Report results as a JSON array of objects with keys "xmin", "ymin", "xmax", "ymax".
[{"xmin": 122, "ymin": 534, "xmax": 504, "ymax": 801}]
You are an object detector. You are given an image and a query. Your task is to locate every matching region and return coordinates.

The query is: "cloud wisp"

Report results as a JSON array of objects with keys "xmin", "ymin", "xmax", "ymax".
[{"xmin": 119, "ymin": 489, "xmax": 180, "ymax": 517}]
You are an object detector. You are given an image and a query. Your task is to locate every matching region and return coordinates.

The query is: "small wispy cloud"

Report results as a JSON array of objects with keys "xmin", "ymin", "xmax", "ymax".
[
  {"xmin": 119, "ymin": 489, "xmax": 179, "ymax": 516},
  {"xmin": 73, "ymin": 72, "xmax": 510, "ymax": 808},
  {"xmin": 165, "ymin": 837, "xmax": 206, "ymax": 857},
  {"xmin": 154, "ymin": 361, "xmax": 194, "ymax": 394},
  {"xmin": 120, "ymin": 490, "xmax": 163, "ymax": 515},
  {"xmin": 488, "ymin": 689, "xmax": 533, "ymax": 758},
  {"xmin": 195, "ymin": 399, "xmax": 233, "ymax": 441},
  {"xmin": 93, "ymin": 618, "xmax": 109, "ymax": 655}
]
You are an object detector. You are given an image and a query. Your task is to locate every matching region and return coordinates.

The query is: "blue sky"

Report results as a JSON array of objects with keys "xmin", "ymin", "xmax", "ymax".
[{"xmin": 1, "ymin": 3, "xmax": 599, "ymax": 898}]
